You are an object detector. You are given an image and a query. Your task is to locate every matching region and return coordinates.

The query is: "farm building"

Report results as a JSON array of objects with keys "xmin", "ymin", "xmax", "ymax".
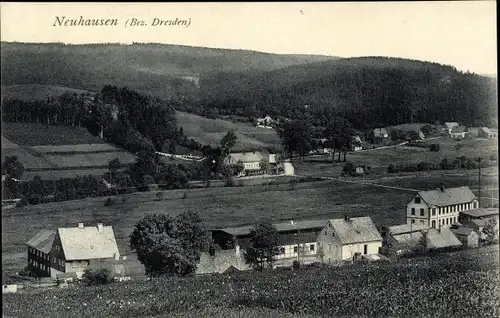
[
  {"xmin": 444, "ymin": 122, "xmax": 459, "ymax": 135},
  {"xmin": 459, "ymin": 208, "xmax": 499, "ymax": 224},
  {"xmin": 211, "ymin": 218, "xmax": 328, "ymax": 269},
  {"xmin": 462, "ymin": 218, "xmax": 498, "ymax": 241},
  {"xmin": 450, "ymin": 226, "xmax": 479, "ymax": 248},
  {"xmin": 426, "ymin": 227, "xmax": 462, "ymax": 250},
  {"xmin": 224, "ymin": 151, "xmax": 276, "ymax": 176},
  {"xmin": 373, "ymin": 128, "xmax": 389, "ymax": 139},
  {"xmin": 26, "ymin": 229, "xmax": 56, "ymax": 277},
  {"xmin": 49, "ymin": 223, "xmax": 123, "ymax": 279},
  {"xmin": 317, "ymin": 216, "xmax": 383, "ymax": 264},
  {"xmin": 406, "ymin": 186, "xmax": 478, "ymax": 229},
  {"xmin": 256, "ymin": 115, "xmax": 275, "ymax": 129},
  {"xmin": 478, "ymin": 127, "xmax": 497, "ymax": 139},
  {"xmin": 351, "ymin": 135, "xmax": 363, "ymax": 151},
  {"xmin": 450, "ymin": 126, "xmax": 468, "ymax": 139}
]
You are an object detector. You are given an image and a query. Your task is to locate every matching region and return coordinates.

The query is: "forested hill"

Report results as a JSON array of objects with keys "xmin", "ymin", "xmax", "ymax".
[
  {"xmin": 195, "ymin": 57, "xmax": 498, "ymax": 129},
  {"xmin": 0, "ymin": 42, "xmax": 336, "ymax": 99}
]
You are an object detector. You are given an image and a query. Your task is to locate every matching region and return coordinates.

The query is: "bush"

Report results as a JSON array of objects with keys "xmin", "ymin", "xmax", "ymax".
[
  {"xmin": 104, "ymin": 197, "xmax": 116, "ymax": 207},
  {"xmin": 429, "ymin": 144, "xmax": 441, "ymax": 152},
  {"xmin": 292, "ymin": 260, "xmax": 300, "ymax": 270},
  {"xmin": 82, "ymin": 268, "xmax": 114, "ymax": 286},
  {"xmin": 155, "ymin": 191, "xmax": 164, "ymax": 201},
  {"xmin": 15, "ymin": 197, "xmax": 28, "ymax": 208}
]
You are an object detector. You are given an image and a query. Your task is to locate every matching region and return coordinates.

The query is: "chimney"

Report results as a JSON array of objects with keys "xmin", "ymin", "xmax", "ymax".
[
  {"xmin": 235, "ymin": 244, "xmax": 240, "ymax": 255},
  {"xmin": 344, "ymin": 215, "xmax": 351, "ymax": 222},
  {"xmin": 97, "ymin": 223, "xmax": 104, "ymax": 232},
  {"xmin": 78, "ymin": 222, "xmax": 84, "ymax": 229}
]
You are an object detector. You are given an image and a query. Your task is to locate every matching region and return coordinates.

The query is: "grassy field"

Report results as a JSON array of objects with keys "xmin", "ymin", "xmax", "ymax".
[
  {"xmin": 176, "ymin": 111, "xmax": 280, "ymax": 151},
  {"xmin": 1, "ymin": 122, "xmax": 136, "ymax": 181},
  {"xmin": 3, "ymin": 169, "xmax": 496, "ymax": 274},
  {"xmin": 1, "ymin": 84, "xmax": 90, "ymax": 101},
  {"xmin": 3, "ymin": 245, "xmax": 499, "ymax": 317},
  {"xmin": 296, "ymin": 136, "xmax": 498, "ymax": 176}
]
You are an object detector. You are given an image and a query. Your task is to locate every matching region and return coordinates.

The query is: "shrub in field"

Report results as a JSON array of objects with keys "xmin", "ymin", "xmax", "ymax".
[
  {"xmin": 429, "ymin": 143, "xmax": 441, "ymax": 152},
  {"xmin": 155, "ymin": 191, "xmax": 164, "ymax": 201},
  {"xmin": 104, "ymin": 197, "xmax": 116, "ymax": 207},
  {"xmin": 81, "ymin": 268, "xmax": 114, "ymax": 286}
]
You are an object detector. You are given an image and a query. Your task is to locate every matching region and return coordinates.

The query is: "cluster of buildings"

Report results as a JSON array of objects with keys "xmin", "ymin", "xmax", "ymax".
[
  {"xmin": 23, "ymin": 185, "xmax": 498, "ymax": 280},
  {"xmin": 223, "ymin": 151, "xmax": 295, "ymax": 177},
  {"xmin": 444, "ymin": 122, "xmax": 497, "ymax": 140}
]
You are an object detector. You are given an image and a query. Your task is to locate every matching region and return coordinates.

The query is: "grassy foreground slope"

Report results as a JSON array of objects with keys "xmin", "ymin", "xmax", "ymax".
[{"xmin": 3, "ymin": 245, "xmax": 499, "ymax": 317}]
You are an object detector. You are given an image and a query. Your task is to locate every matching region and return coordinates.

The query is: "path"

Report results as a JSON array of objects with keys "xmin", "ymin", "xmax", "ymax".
[
  {"xmin": 298, "ymin": 174, "xmax": 422, "ymax": 192},
  {"xmin": 156, "ymin": 151, "xmax": 204, "ymax": 162}
]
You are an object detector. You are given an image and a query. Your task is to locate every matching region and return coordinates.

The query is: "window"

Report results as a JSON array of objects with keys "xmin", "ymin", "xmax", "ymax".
[
  {"xmin": 420, "ymin": 220, "xmax": 424, "ymax": 224},
  {"xmin": 310, "ymin": 244, "xmax": 315, "ymax": 252},
  {"xmin": 431, "ymin": 220, "xmax": 436, "ymax": 228},
  {"xmin": 415, "ymin": 197, "xmax": 421, "ymax": 204},
  {"xmin": 411, "ymin": 208, "xmax": 415, "ymax": 215},
  {"xmin": 474, "ymin": 202, "xmax": 478, "ymax": 209},
  {"xmin": 411, "ymin": 219, "xmax": 415, "ymax": 224},
  {"xmin": 293, "ymin": 246, "xmax": 298, "ymax": 254},
  {"xmin": 331, "ymin": 232, "xmax": 335, "ymax": 237},
  {"xmin": 420, "ymin": 209, "xmax": 424, "ymax": 216},
  {"xmin": 363, "ymin": 245, "xmax": 368, "ymax": 254},
  {"xmin": 432, "ymin": 208, "xmax": 436, "ymax": 216}
]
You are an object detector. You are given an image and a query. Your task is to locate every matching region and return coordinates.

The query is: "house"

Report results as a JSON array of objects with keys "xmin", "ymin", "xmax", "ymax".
[
  {"xmin": 450, "ymin": 226, "xmax": 479, "ymax": 248},
  {"xmin": 373, "ymin": 128, "xmax": 388, "ymax": 139},
  {"xmin": 444, "ymin": 122, "xmax": 459, "ymax": 135},
  {"xmin": 459, "ymin": 208, "xmax": 499, "ymax": 224},
  {"xmin": 462, "ymin": 218, "xmax": 498, "ymax": 241},
  {"xmin": 317, "ymin": 216, "xmax": 383, "ymax": 264},
  {"xmin": 50, "ymin": 223, "xmax": 122, "ymax": 279},
  {"xmin": 224, "ymin": 151, "xmax": 266, "ymax": 176},
  {"xmin": 406, "ymin": 186, "xmax": 478, "ymax": 229},
  {"xmin": 26, "ymin": 229, "xmax": 56, "ymax": 277},
  {"xmin": 256, "ymin": 115, "xmax": 275, "ymax": 129},
  {"xmin": 450, "ymin": 126, "xmax": 468, "ymax": 139},
  {"xmin": 351, "ymin": 136, "xmax": 363, "ymax": 151},
  {"xmin": 478, "ymin": 127, "xmax": 497, "ymax": 139},
  {"xmin": 408, "ymin": 130, "xmax": 426, "ymax": 141},
  {"xmin": 211, "ymin": 218, "xmax": 328, "ymax": 269}
]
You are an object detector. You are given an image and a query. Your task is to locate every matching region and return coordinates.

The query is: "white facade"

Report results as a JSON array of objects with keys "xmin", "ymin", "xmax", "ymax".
[
  {"xmin": 406, "ymin": 194, "xmax": 479, "ymax": 229},
  {"xmin": 275, "ymin": 242, "xmax": 318, "ymax": 260},
  {"xmin": 341, "ymin": 241, "xmax": 382, "ymax": 260},
  {"xmin": 283, "ymin": 161, "xmax": 295, "ymax": 176}
]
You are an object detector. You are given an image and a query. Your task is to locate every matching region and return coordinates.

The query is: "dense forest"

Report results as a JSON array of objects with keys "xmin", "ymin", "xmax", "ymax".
[{"xmin": 194, "ymin": 57, "xmax": 498, "ymax": 129}]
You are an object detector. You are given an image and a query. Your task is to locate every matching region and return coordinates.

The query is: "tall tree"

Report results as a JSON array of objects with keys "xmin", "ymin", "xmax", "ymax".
[
  {"xmin": 276, "ymin": 119, "xmax": 312, "ymax": 160},
  {"xmin": 244, "ymin": 219, "xmax": 280, "ymax": 270},
  {"xmin": 2, "ymin": 156, "xmax": 24, "ymax": 180}
]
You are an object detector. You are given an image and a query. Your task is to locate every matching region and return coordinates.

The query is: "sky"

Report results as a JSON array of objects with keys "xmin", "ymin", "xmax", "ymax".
[{"xmin": 1, "ymin": 2, "xmax": 497, "ymax": 75}]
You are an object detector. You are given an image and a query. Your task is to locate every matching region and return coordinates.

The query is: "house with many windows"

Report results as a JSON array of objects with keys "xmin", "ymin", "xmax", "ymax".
[
  {"xmin": 224, "ymin": 151, "xmax": 276, "ymax": 176},
  {"xmin": 26, "ymin": 229, "xmax": 56, "ymax": 277},
  {"xmin": 406, "ymin": 186, "xmax": 478, "ymax": 229}
]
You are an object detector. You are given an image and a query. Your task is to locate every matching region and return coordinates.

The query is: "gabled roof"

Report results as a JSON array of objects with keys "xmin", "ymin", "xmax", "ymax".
[
  {"xmin": 451, "ymin": 227, "xmax": 477, "ymax": 236},
  {"xmin": 389, "ymin": 224, "xmax": 429, "ymax": 236},
  {"xmin": 445, "ymin": 122, "xmax": 459, "ymax": 129},
  {"xmin": 329, "ymin": 217, "xmax": 382, "ymax": 244},
  {"xmin": 373, "ymin": 128, "xmax": 388, "ymax": 134},
  {"xmin": 225, "ymin": 151, "xmax": 264, "ymax": 164},
  {"xmin": 196, "ymin": 250, "xmax": 250, "ymax": 275},
  {"xmin": 479, "ymin": 127, "xmax": 492, "ymax": 134},
  {"xmin": 26, "ymin": 229, "xmax": 56, "ymax": 254},
  {"xmin": 416, "ymin": 186, "xmax": 476, "ymax": 207},
  {"xmin": 216, "ymin": 219, "xmax": 327, "ymax": 237},
  {"xmin": 464, "ymin": 219, "xmax": 489, "ymax": 228},
  {"xmin": 460, "ymin": 208, "xmax": 499, "ymax": 219},
  {"xmin": 427, "ymin": 228, "xmax": 462, "ymax": 249},
  {"xmin": 451, "ymin": 126, "xmax": 467, "ymax": 133},
  {"xmin": 58, "ymin": 225, "xmax": 120, "ymax": 261}
]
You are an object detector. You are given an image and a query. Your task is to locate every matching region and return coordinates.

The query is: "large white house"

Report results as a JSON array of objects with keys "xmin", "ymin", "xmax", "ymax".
[
  {"xmin": 224, "ymin": 151, "xmax": 279, "ymax": 176},
  {"xmin": 406, "ymin": 186, "xmax": 478, "ymax": 229}
]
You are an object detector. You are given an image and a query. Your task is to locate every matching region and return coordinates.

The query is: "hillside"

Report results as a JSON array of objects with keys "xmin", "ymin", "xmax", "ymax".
[
  {"xmin": 197, "ymin": 57, "xmax": 498, "ymax": 129},
  {"xmin": 0, "ymin": 42, "xmax": 337, "ymax": 99}
]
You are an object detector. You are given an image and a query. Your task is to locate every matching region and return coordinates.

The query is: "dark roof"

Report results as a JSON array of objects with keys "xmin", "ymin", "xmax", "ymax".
[
  {"xmin": 389, "ymin": 224, "xmax": 429, "ymax": 235},
  {"xmin": 329, "ymin": 217, "xmax": 382, "ymax": 244},
  {"xmin": 427, "ymin": 228, "xmax": 462, "ymax": 249},
  {"xmin": 417, "ymin": 186, "xmax": 476, "ymax": 207},
  {"xmin": 460, "ymin": 208, "xmax": 499, "ymax": 219},
  {"xmin": 26, "ymin": 229, "xmax": 56, "ymax": 254},
  {"xmin": 451, "ymin": 227, "xmax": 477, "ymax": 236},
  {"xmin": 451, "ymin": 126, "xmax": 467, "ymax": 133},
  {"xmin": 215, "ymin": 219, "xmax": 328, "ymax": 237}
]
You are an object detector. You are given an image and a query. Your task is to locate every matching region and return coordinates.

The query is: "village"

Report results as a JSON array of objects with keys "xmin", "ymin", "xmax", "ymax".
[{"xmin": 3, "ymin": 119, "xmax": 498, "ymax": 293}]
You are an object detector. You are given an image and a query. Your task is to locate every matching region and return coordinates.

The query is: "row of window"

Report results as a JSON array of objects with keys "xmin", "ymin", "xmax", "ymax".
[
  {"xmin": 279, "ymin": 244, "xmax": 316, "ymax": 255},
  {"xmin": 432, "ymin": 202, "xmax": 477, "ymax": 216},
  {"xmin": 53, "ymin": 257, "xmax": 65, "ymax": 267},
  {"xmin": 28, "ymin": 247, "xmax": 49, "ymax": 260},
  {"xmin": 410, "ymin": 216, "xmax": 458, "ymax": 227},
  {"xmin": 28, "ymin": 259, "xmax": 48, "ymax": 271},
  {"xmin": 410, "ymin": 208, "xmax": 425, "ymax": 216}
]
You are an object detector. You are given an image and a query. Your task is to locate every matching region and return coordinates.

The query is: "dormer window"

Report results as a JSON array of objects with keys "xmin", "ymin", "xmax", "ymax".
[{"xmin": 415, "ymin": 197, "xmax": 421, "ymax": 204}]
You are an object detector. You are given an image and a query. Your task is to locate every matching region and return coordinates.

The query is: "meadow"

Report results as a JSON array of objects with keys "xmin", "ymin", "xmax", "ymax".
[
  {"xmin": 2, "ymin": 169, "xmax": 496, "ymax": 274},
  {"xmin": 3, "ymin": 245, "xmax": 499, "ymax": 317},
  {"xmin": 176, "ymin": 111, "xmax": 281, "ymax": 151}
]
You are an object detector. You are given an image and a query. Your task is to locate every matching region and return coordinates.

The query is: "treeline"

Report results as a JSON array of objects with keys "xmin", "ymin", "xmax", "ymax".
[
  {"xmin": 387, "ymin": 156, "xmax": 494, "ymax": 174},
  {"xmin": 195, "ymin": 57, "xmax": 497, "ymax": 129},
  {"xmin": 1, "ymin": 86, "xmax": 204, "ymax": 155}
]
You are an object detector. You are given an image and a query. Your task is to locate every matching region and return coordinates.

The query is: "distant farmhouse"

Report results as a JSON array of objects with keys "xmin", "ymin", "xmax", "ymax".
[
  {"xmin": 478, "ymin": 127, "xmax": 498, "ymax": 139},
  {"xmin": 256, "ymin": 115, "xmax": 275, "ymax": 129},
  {"xmin": 406, "ymin": 186, "xmax": 478, "ymax": 229},
  {"xmin": 351, "ymin": 135, "xmax": 363, "ymax": 151},
  {"xmin": 450, "ymin": 126, "xmax": 468, "ymax": 139},
  {"xmin": 444, "ymin": 122, "xmax": 459, "ymax": 135},
  {"xmin": 26, "ymin": 223, "xmax": 127, "ymax": 280},
  {"xmin": 373, "ymin": 128, "xmax": 388, "ymax": 139},
  {"xmin": 224, "ymin": 151, "xmax": 278, "ymax": 176},
  {"xmin": 201, "ymin": 216, "xmax": 384, "ymax": 273}
]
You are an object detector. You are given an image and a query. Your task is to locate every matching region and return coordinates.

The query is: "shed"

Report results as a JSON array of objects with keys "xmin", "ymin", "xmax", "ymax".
[{"xmin": 450, "ymin": 227, "xmax": 479, "ymax": 248}]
